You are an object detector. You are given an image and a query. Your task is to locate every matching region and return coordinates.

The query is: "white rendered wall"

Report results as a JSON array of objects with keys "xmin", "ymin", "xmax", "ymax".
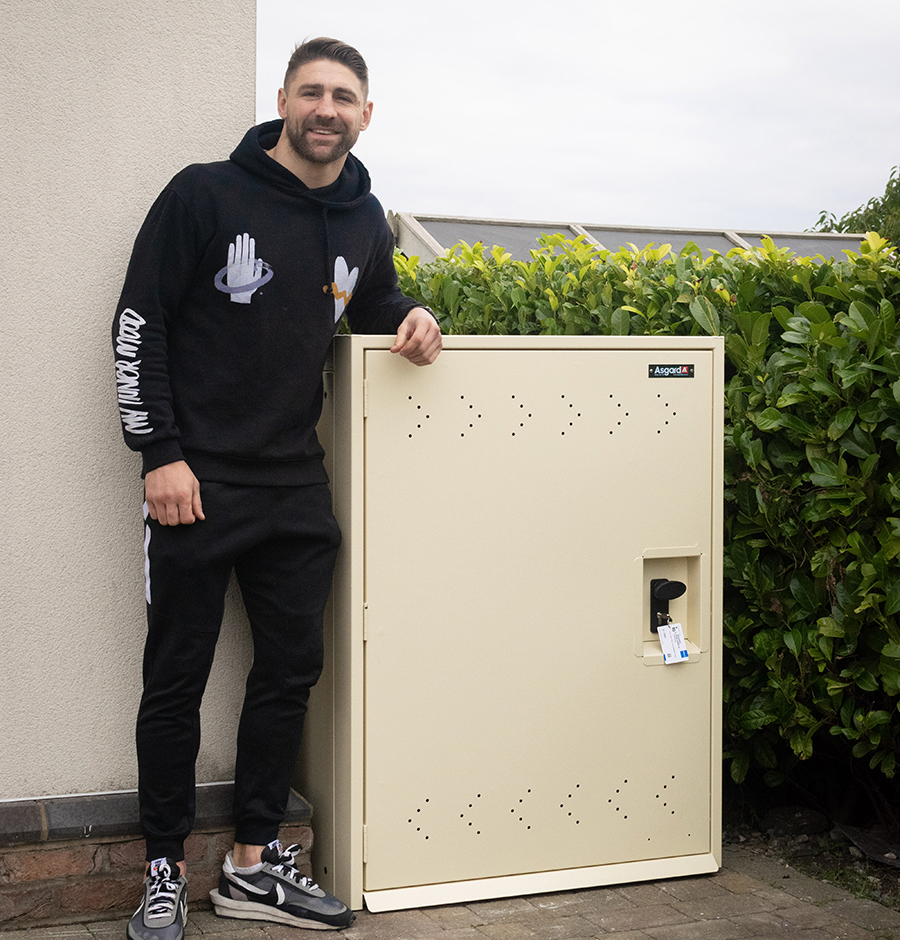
[{"xmin": 0, "ymin": 0, "xmax": 256, "ymax": 799}]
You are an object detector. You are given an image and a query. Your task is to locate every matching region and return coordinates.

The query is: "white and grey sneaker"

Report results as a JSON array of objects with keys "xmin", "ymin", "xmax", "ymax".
[
  {"xmin": 127, "ymin": 857, "xmax": 187, "ymax": 940},
  {"xmin": 210, "ymin": 840, "xmax": 354, "ymax": 930}
]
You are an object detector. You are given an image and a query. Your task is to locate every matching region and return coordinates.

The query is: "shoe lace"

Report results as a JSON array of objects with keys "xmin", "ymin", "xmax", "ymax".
[
  {"xmin": 145, "ymin": 862, "xmax": 180, "ymax": 920},
  {"xmin": 268, "ymin": 840, "xmax": 319, "ymax": 891}
]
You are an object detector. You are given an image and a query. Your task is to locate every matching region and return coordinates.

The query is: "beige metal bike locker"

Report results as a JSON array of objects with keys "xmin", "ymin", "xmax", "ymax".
[{"xmin": 299, "ymin": 334, "xmax": 723, "ymax": 912}]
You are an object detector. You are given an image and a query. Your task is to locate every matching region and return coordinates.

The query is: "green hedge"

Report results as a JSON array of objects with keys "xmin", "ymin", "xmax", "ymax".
[{"xmin": 394, "ymin": 232, "xmax": 900, "ymax": 797}]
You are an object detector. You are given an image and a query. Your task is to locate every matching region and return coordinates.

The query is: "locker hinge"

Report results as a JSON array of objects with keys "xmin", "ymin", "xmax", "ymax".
[
  {"xmin": 363, "ymin": 825, "xmax": 368, "ymax": 864},
  {"xmin": 363, "ymin": 604, "xmax": 368, "ymax": 642},
  {"xmin": 363, "ymin": 380, "xmax": 368, "ymax": 418}
]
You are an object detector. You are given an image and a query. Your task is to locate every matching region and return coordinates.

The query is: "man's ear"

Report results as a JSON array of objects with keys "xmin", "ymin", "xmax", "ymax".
[
  {"xmin": 277, "ymin": 87, "xmax": 288, "ymax": 119},
  {"xmin": 360, "ymin": 99, "xmax": 374, "ymax": 132}
]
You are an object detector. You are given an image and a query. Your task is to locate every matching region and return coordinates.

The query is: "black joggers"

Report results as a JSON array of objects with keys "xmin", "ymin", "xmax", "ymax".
[{"xmin": 136, "ymin": 481, "xmax": 341, "ymax": 861}]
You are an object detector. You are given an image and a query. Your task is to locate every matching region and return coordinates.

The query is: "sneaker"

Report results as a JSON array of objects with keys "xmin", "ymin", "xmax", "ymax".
[
  {"xmin": 209, "ymin": 840, "xmax": 354, "ymax": 930},
  {"xmin": 127, "ymin": 857, "xmax": 187, "ymax": 940}
]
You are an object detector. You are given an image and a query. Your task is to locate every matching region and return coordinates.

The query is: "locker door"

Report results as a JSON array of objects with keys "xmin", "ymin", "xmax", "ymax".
[{"xmin": 362, "ymin": 348, "xmax": 717, "ymax": 891}]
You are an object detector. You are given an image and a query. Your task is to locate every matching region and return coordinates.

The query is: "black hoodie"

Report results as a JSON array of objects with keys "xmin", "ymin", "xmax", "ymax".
[{"xmin": 113, "ymin": 120, "xmax": 419, "ymax": 485}]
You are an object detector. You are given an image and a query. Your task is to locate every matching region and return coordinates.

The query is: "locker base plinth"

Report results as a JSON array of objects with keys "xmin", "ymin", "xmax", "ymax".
[{"xmin": 361, "ymin": 852, "xmax": 720, "ymax": 912}]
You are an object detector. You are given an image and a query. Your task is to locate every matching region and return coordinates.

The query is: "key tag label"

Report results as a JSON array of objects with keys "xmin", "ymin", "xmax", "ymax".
[{"xmin": 658, "ymin": 622, "xmax": 690, "ymax": 664}]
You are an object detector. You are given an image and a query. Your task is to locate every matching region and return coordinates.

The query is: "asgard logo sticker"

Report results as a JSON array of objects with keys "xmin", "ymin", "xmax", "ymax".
[{"xmin": 648, "ymin": 364, "xmax": 694, "ymax": 378}]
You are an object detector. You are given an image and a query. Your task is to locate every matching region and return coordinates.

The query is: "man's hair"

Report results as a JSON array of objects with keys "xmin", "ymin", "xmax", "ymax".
[{"xmin": 284, "ymin": 37, "xmax": 369, "ymax": 100}]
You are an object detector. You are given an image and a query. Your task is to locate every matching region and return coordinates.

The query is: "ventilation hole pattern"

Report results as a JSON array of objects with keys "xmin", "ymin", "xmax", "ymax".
[
  {"xmin": 403, "ymin": 392, "xmax": 585, "ymax": 440},
  {"xmin": 402, "ymin": 774, "xmax": 689, "ymax": 844}
]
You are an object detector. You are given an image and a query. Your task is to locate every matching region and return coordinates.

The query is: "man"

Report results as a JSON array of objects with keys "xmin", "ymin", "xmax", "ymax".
[{"xmin": 113, "ymin": 37, "xmax": 441, "ymax": 940}]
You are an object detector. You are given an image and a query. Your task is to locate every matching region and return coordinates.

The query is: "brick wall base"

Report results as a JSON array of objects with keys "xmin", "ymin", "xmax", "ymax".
[
  {"xmin": 0, "ymin": 785, "xmax": 313, "ymax": 929},
  {"xmin": 0, "ymin": 823, "xmax": 313, "ymax": 929}
]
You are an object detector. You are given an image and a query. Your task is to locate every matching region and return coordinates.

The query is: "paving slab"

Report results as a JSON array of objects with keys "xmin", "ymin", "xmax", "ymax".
[{"xmin": 2, "ymin": 845, "xmax": 900, "ymax": 940}]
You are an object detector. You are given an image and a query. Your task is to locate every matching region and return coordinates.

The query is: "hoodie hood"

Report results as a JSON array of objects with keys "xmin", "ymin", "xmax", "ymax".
[{"xmin": 229, "ymin": 119, "xmax": 372, "ymax": 209}]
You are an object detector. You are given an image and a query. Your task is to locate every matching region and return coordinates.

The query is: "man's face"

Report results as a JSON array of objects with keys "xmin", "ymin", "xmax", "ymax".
[{"xmin": 277, "ymin": 59, "xmax": 372, "ymax": 168}]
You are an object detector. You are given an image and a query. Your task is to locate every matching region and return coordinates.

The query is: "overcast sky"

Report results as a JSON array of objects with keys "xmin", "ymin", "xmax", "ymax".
[{"xmin": 257, "ymin": 0, "xmax": 899, "ymax": 235}]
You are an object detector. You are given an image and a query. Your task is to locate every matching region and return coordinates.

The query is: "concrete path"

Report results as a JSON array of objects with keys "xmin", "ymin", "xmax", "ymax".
[{"xmin": 4, "ymin": 845, "xmax": 900, "ymax": 940}]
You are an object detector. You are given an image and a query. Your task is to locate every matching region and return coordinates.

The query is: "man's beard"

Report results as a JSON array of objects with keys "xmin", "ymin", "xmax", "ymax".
[{"xmin": 284, "ymin": 115, "xmax": 356, "ymax": 166}]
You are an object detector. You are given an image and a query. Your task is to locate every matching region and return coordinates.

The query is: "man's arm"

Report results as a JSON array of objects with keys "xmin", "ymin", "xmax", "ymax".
[
  {"xmin": 390, "ymin": 306, "xmax": 442, "ymax": 366},
  {"xmin": 113, "ymin": 183, "xmax": 199, "ymax": 477},
  {"xmin": 145, "ymin": 460, "xmax": 204, "ymax": 526},
  {"xmin": 114, "ymin": 182, "xmax": 210, "ymax": 526},
  {"xmin": 344, "ymin": 209, "xmax": 442, "ymax": 363}
]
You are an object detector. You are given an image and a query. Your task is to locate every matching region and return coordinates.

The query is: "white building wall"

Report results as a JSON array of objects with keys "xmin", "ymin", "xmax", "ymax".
[{"xmin": 0, "ymin": 0, "xmax": 257, "ymax": 798}]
